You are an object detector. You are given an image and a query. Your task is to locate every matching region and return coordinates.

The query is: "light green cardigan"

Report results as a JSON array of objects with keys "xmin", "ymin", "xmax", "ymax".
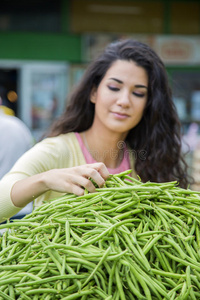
[{"xmin": 0, "ymin": 132, "xmax": 136, "ymax": 223}]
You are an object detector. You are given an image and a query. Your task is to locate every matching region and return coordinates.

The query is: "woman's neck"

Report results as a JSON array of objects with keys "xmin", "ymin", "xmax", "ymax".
[{"xmin": 81, "ymin": 129, "xmax": 127, "ymax": 169}]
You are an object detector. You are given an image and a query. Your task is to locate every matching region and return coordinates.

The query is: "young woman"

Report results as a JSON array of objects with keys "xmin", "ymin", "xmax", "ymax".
[{"xmin": 0, "ymin": 39, "xmax": 191, "ymax": 223}]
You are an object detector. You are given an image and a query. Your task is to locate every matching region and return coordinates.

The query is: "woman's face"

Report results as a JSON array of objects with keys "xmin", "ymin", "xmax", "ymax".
[{"xmin": 91, "ymin": 59, "xmax": 148, "ymax": 136}]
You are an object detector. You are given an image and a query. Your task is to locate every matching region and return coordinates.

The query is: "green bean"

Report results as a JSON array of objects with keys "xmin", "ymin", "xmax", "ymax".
[
  {"xmin": 16, "ymin": 274, "xmax": 87, "ymax": 288},
  {"xmin": 95, "ymin": 286, "xmax": 110, "ymax": 299},
  {"xmin": 38, "ymin": 237, "xmax": 62, "ymax": 273},
  {"xmin": 105, "ymin": 296, "xmax": 112, "ymax": 300},
  {"xmin": 126, "ymin": 290, "xmax": 136, "ymax": 300},
  {"xmin": 162, "ymin": 190, "xmax": 174, "ymax": 201},
  {"xmin": 115, "ymin": 264, "xmax": 126, "ymax": 300},
  {"xmin": 0, "ymin": 264, "xmax": 29, "ymax": 271},
  {"xmin": 1, "ymin": 229, "xmax": 8, "ymax": 250},
  {"xmin": 121, "ymin": 233, "xmax": 151, "ymax": 273},
  {"xmin": 8, "ymin": 285, "xmax": 15, "ymax": 298},
  {"xmin": 97, "ymin": 186, "xmax": 162, "ymax": 193},
  {"xmin": 83, "ymin": 246, "xmax": 111, "ymax": 287},
  {"xmin": 0, "ymin": 241, "xmax": 33, "ymax": 265},
  {"xmin": 163, "ymin": 277, "xmax": 177, "ymax": 289},
  {"xmin": 24, "ymin": 288, "xmax": 62, "ymax": 296},
  {"xmin": 101, "ymin": 196, "xmax": 118, "ymax": 207},
  {"xmin": 156, "ymin": 206, "xmax": 186, "ymax": 227},
  {"xmin": 132, "ymin": 260, "xmax": 169, "ymax": 299},
  {"xmin": 107, "ymin": 260, "xmax": 117, "ymax": 295},
  {"xmin": 37, "ymin": 258, "xmax": 50, "ymax": 277},
  {"xmin": 195, "ymin": 224, "xmax": 200, "ymax": 249},
  {"xmin": 7, "ymin": 235, "xmax": 32, "ymax": 244},
  {"xmin": 164, "ymin": 250, "xmax": 200, "ymax": 272},
  {"xmin": 124, "ymin": 174, "xmax": 142, "ymax": 183},
  {"xmin": 81, "ymin": 219, "xmax": 136, "ymax": 247},
  {"xmin": 153, "ymin": 246, "xmax": 172, "ymax": 273},
  {"xmin": 115, "ymin": 198, "xmax": 134, "ymax": 212},
  {"xmin": 166, "ymin": 291, "xmax": 176, "ymax": 300},
  {"xmin": 113, "ymin": 169, "xmax": 133, "ymax": 177},
  {"xmin": 113, "ymin": 208, "xmax": 143, "ymax": 220},
  {"xmin": 158, "ymin": 204, "xmax": 200, "ymax": 224},
  {"xmin": 2, "ymin": 170, "xmax": 200, "ymax": 298},
  {"xmin": 125, "ymin": 270, "xmax": 146, "ymax": 299},
  {"xmin": 0, "ymin": 290, "xmax": 13, "ymax": 300},
  {"xmin": 175, "ymin": 188, "xmax": 200, "ymax": 195},
  {"xmin": 162, "ymin": 236, "xmax": 186, "ymax": 259},
  {"xmin": 129, "ymin": 267, "xmax": 141, "ymax": 293},
  {"xmin": 142, "ymin": 234, "xmax": 163, "ymax": 255},
  {"xmin": 186, "ymin": 265, "xmax": 196, "ymax": 300},
  {"xmin": 151, "ymin": 269, "xmax": 187, "ymax": 279},
  {"xmin": 0, "ymin": 277, "xmax": 21, "ymax": 286},
  {"xmin": 61, "ymin": 288, "xmax": 94, "ymax": 299},
  {"xmin": 113, "ymin": 193, "xmax": 132, "ymax": 200},
  {"xmin": 52, "ymin": 223, "xmax": 61, "ymax": 243},
  {"xmin": 0, "ymin": 221, "xmax": 40, "ymax": 230},
  {"xmin": 120, "ymin": 259, "xmax": 152, "ymax": 300},
  {"xmin": 0, "ymin": 244, "xmax": 14, "ymax": 258}
]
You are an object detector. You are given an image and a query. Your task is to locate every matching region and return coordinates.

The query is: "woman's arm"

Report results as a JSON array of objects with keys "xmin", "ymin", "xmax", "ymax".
[
  {"xmin": 11, "ymin": 163, "xmax": 110, "ymax": 207},
  {"xmin": 0, "ymin": 133, "xmax": 110, "ymax": 223}
]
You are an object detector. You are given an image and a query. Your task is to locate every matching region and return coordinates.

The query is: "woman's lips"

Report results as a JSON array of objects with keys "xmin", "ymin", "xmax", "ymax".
[{"xmin": 112, "ymin": 112, "xmax": 130, "ymax": 119}]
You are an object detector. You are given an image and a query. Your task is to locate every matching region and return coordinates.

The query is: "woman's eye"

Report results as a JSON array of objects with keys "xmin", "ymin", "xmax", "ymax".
[
  {"xmin": 108, "ymin": 86, "xmax": 119, "ymax": 91},
  {"xmin": 133, "ymin": 92, "xmax": 145, "ymax": 98}
]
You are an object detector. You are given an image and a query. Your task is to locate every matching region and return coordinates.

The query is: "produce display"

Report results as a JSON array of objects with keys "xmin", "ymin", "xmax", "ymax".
[{"xmin": 1, "ymin": 170, "xmax": 200, "ymax": 299}]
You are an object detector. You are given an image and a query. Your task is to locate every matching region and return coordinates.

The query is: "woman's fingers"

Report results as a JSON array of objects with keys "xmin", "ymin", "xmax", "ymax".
[
  {"xmin": 86, "ymin": 162, "xmax": 110, "ymax": 180},
  {"xmin": 68, "ymin": 176, "xmax": 95, "ymax": 195},
  {"xmin": 44, "ymin": 163, "xmax": 110, "ymax": 196},
  {"xmin": 70, "ymin": 163, "xmax": 110, "ymax": 193}
]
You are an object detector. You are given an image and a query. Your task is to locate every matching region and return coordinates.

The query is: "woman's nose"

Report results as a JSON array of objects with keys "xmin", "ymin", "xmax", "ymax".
[{"xmin": 116, "ymin": 92, "xmax": 130, "ymax": 107}]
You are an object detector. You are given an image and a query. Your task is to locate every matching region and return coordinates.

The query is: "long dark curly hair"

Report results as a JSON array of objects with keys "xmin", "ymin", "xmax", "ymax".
[{"xmin": 47, "ymin": 39, "xmax": 191, "ymax": 188}]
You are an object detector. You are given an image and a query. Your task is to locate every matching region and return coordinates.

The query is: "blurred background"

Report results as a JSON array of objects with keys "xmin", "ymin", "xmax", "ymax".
[{"xmin": 0, "ymin": 0, "xmax": 200, "ymax": 186}]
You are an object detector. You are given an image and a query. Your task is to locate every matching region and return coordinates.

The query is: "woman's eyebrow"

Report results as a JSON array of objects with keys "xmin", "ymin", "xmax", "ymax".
[
  {"xmin": 135, "ymin": 84, "xmax": 148, "ymax": 89},
  {"xmin": 109, "ymin": 78, "xmax": 148, "ymax": 89},
  {"xmin": 109, "ymin": 77, "xmax": 123, "ymax": 84}
]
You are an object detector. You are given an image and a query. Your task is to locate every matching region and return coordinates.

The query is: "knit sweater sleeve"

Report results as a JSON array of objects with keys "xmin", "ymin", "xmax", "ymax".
[{"xmin": 0, "ymin": 133, "xmax": 86, "ymax": 223}]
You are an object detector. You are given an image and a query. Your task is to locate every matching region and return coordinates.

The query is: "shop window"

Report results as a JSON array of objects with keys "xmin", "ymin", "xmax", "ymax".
[
  {"xmin": 0, "ymin": 0, "xmax": 62, "ymax": 32},
  {"xmin": 0, "ymin": 69, "xmax": 18, "ymax": 116},
  {"xmin": 171, "ymin": 71, "xmax": 200, "ymax": 130}
]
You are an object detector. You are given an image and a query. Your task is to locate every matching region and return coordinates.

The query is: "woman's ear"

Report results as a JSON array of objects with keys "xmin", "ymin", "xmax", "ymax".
[{"xmin": 90, "ymin": 87, "xmax": 97, "ymax": 103}]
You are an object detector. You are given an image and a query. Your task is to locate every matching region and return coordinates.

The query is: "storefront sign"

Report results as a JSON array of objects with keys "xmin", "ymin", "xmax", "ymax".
[
  {"xmin": 155, "ymin": 36, "xmax": 200, "ymax": 65},
  {"xmin": 83, "ymin": 34, "xmax": 200, "ymax": 65}
]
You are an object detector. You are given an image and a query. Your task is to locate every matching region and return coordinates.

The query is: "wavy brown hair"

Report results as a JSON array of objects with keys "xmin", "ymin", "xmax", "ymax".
[{"xmin": 47, "ymin": 39, "xmax": 192, "ymax": 188}]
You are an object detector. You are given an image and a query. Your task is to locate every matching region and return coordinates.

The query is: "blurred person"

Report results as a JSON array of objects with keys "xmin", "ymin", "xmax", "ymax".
[
  {"xmin": 0, "ymin": 94, "xmax": 34, "ymax": 219},
  {"xmin": 182, "ymin": 123, "xmax": 200, "ymax": 153},
  {"xmin": 0, "ymin": 86, "xmax": 15, "ymax": 116},
  {"xmin": 0, "ymin": 39, "xmax": 192, "ymax": 223},
  {"xmin": 0, "ymin": 103, "xmax": 15, "ymax": 116},
  {"xmin": 192, "ymin": 144, "xmax": 200, "ymax": 191},
  {"xmin": 181, "ymin": 123, "xmax": 200, "ymax": 190},
  {"xmin": 184, "ymin": 123, "xmax": 200, "ymax": 191},
  {"xmin": 0, "ymin": 94, "xmax": 34, "ymax": 178}
]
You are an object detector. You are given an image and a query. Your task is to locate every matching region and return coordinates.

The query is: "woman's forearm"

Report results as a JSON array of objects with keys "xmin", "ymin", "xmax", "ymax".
[{"xmin": 11, "ymin": 173, "xmax": 49, "ymax": 207}]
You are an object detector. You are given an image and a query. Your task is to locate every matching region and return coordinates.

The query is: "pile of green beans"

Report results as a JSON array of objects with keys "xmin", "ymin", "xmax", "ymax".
[{"xmin": 1, "ymin": 170, "xmax": 200, "ymax": 299}]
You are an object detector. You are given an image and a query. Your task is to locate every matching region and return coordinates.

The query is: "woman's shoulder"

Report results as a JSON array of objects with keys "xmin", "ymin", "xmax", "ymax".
[
  {"xmin": 35, "ymin": 132, "xmax": 85, "ymax": 166},
  {"xmin": 39, "ymin": 132, "xmax": 77, "ymax": 148},
  {"xmin": 35, "ymin": 132, "xmax": 83, "ymax": 159},
  {"xmin": 9, "ymin": 132, "xmax": 84, "ymax": 172}
]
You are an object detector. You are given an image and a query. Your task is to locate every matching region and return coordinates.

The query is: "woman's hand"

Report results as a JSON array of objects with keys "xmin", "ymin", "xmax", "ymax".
[
  {"xmin": 43, "ymin": 162, "xmax": 110, "ymax": 196},
  {"xmin": 11, "ymin": 163, "xmax": 110, "ymax": 208}
]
